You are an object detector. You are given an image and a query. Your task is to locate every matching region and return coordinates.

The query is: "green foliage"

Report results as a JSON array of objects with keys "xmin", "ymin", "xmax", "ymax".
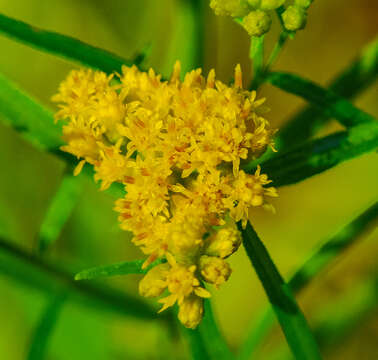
[
  {"xmin": 237, "ymin": 202, "xmax": 378, "ymax": 360},
  {"xmin": 0, "ymin": 12, "xmax": 133, "ymax": 74},
  {"xmin": 75, "ymin": 259, "xmax": 164, "ymax": 280},
  {"xmin": 244, "ymin": 122, "xmax": 378, "ymax": 187},
  {"xmin": 267, "ymin": 72, "xmax": 375, "ymax": 127},
  {"xmin": 238, "ymin": 221, "xmax": 322, "ymax": 360},
  {"xmin": 38, "ymin": 173, "xmax": 83, "ymax": 253},
  {"xmin": 0, "ymin": 72, "xmax": 61, "ymax": 151},
  {"xmin": 277, "ymin": 37, "xmax": 378, "ymax": 152}
]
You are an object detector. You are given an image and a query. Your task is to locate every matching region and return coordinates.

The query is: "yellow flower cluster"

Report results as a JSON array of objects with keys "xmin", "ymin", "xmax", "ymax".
[
  {"xmin": 53, "ymin": 62, "xmax": 277, "ymax": 328},
  {"xmin": 210, "ymin": 0, "xmax": 313, "ymax": 36}
]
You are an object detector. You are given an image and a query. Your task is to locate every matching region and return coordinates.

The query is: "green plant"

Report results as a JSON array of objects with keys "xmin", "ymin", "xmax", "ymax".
[{"xmin": 0, "ymin": 2, "xmax": 377, "ymax": 359}]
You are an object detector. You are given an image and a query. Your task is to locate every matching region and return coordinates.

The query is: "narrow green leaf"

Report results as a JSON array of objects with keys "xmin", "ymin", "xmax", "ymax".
[
  {"xmin": 237, "ymin": 202, "xmax": 378, "ymax": 360},
  {"xmin": 38, "ymin": 173, "xmax": 83, "ymax": 253},
  {"xmin": 243, "ymin": 122, "xmax": 378, "ymax": 187},
  {"xmin": 0, "ymin": 71, "xmax": 125, "ymax": 197},
  {"xmin": 0, "ymin": 237, "xmax": 167, "ymax": 322},
  {"xmin": 250, "ymin": 35, "xmax": 265, "ymax": 89},
  {"xmin": 0, "ymin": 72, "xmax": 62, "ymax": 151},
  {"xmin": 198, "ymin": 298, "xmax": 234, "ymax": 360},
  {"xmin": 27, "ymin": 294, "xmax": 67, "ymax": 360},
  {"xmin": 277, "ymin": 37, "xmax": 378, "ymax": 152},
  {"xmin": 269, "ymin": 275, "xmax": 378, "ymax": 360},
  {"xmin": 75, "ymin": 258, "xmax": 163, "ymax": 281},
  {"xmin": 267, "ymin": 72, "xmax": 375, "ymax": 127},
  {"xmin": 238, "ymin": 221, "xmax": 322, "ymax": 360},
  {"xmin": 0, "ymin": 12, "xmax": 133, "ymax": 74}
]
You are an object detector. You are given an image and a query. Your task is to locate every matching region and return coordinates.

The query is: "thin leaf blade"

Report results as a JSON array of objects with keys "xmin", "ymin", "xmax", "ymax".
[
  {"xmin": 75, "ymin": 259, "xmax": 163, "ymax": 281},
  {"xmin": 277, "ymin": 37, "xmax": 378, "ymax": 152},
  {"xmin": 238, "ymin": 221, "xmax": 322, "ymax": 360},
  {"xmin": 0, "ymin": 72, "xmax": 61, "ymax": 151},
  {"xmin": 267, "ymin": 72, "xmax": 375, "ymax": 128},
  {"xmin": 243, "ymin": 122, "xmax": 378, "ymax": 187},
  {"xmin": 0, "ymin": 12, "xmax": 132, "ymax": 74},
  {"xmin": 237, "ymin": 202, "xmax": 378, "ymax": 360}
]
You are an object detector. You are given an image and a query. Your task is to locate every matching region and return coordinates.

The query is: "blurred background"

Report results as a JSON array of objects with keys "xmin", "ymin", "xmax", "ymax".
[{"xmin": 0, "ymin": 0, "xmax": 377, "ymax": 359}]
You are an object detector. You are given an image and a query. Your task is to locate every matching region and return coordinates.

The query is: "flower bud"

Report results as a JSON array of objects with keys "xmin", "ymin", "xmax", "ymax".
[
  {"xmin": 206, "ymin": 226, "xmax": 242, "ymax": 258},
  {"xmin": 242, "ymin": 10, "xmax": 272, "ymax": 37},
  {"xmin": 178, "ymin": 296, "xmax": 204, "ymax": 329},
  {"xmin": 260, "ymin": 0, "xmax": 285, "ymax": 11},
  {"xmin": 210, "ymin": 0, "xmax": 249, "ymax": 17},
  {"xmin": 282, "ymin": 5, "xmax": 307, "ymax": 31},
  {"xmin": 139, "ymin": 263, "xmax": 169, "ymax": 297},
  {"xmin": 294, "ymin": 0, "xmax": 313, "ymax": 9},
  {"xmin": 200, "ymin": 256, "xmax": 232, "ymax": 287},
  {"xmin": 247, "ymin": 0, "xmax": 261, "ymax": 9}
]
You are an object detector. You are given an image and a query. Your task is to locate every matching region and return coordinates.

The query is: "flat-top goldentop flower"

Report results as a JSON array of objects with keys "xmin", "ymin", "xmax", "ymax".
[{"xmin": 53, "ymin": 61, "xmax": 278, "ymax": 328}]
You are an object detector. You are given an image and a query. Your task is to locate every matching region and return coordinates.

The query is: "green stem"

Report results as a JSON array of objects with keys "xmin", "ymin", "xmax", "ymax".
[
  {"xmin": 0, "ymin": 12, "xmax": 133, "ymax": 74},
  {"xmin": 266, "ymin": 31, "xmax": 289, "ymax": 71},
  {"xmin": 238, "ymin": 221, "xmax": 322, "ymax": 360},
  {"xmin": 250, "ymin": 35, "xmax": 265, "ymax": 89}
]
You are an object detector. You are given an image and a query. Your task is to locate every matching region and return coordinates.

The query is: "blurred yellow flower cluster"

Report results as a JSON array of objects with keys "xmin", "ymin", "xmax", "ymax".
[
  {"xmin": 210, "ymin": 0, "xmax": 312, "ymax": 36},
  {"xmin": 53, "ymin": 62, "xmax": 277, "ymax": 328}
]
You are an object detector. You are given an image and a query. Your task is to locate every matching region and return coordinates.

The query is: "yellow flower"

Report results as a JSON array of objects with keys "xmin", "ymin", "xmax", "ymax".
[
  {"xmin": 53, "ymin": 61, "xmax": 277, "ymax": 328},
  {"xmin": 178, "ymin": 296, "xmax": 204, "ymax": 329},
  {"xmin": 158, "ymin": 253, "xmax": 211, "ymax": 312}
]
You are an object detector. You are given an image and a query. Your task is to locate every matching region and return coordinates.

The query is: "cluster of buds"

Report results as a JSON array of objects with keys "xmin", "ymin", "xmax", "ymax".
[
  {"xmin": 53, "ymin": 62, "xmax": 277, "ymax": 328},
  {"xmin": 210, "ymin": 0, "xmax": 313, "ymax": 36}
]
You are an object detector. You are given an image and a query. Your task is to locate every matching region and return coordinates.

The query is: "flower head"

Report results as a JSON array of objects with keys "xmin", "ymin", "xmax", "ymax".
[{"xmin": 53, "ymin": 61, "xmax": 277, "ymax": 328}]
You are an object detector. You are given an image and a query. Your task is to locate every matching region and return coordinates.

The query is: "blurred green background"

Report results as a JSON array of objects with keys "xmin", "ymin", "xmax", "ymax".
[{"xmin": 0, "ymin": 0, "xmax": 377, "ymax": 359}]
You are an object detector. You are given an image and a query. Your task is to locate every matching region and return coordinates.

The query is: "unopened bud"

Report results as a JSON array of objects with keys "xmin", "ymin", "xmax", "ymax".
[
  {"xmin": 247, "ymin": 0, "xmax": 261, "ymax": 9},
  {"xmin": 206, "ymin": 227, "xmax": 242, "ymax": 258},
  {"xmin": 282, "ymin": 5, "xmax": 307, "ymax": 31},
  {"xmin": 178, "ymin": 296, "xmax": 204, "ymax": 329},
  {"xmin": 200, "ymin": 256, "xmax": 232, "ymax": 287},
  {"xmin": 242, "ymin": 10, "xmax": 272, "ymax": 37},
  {"xmin": 210, "ymin": 0, "xmax": 249, "ymax": 17},
  {"xmin": 294, "ymin": 0, "xmax": 313, "ymax": 9},
  {"xmin": 260, "ymin": 0, "xmax": 285, "ymax": 11}
]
